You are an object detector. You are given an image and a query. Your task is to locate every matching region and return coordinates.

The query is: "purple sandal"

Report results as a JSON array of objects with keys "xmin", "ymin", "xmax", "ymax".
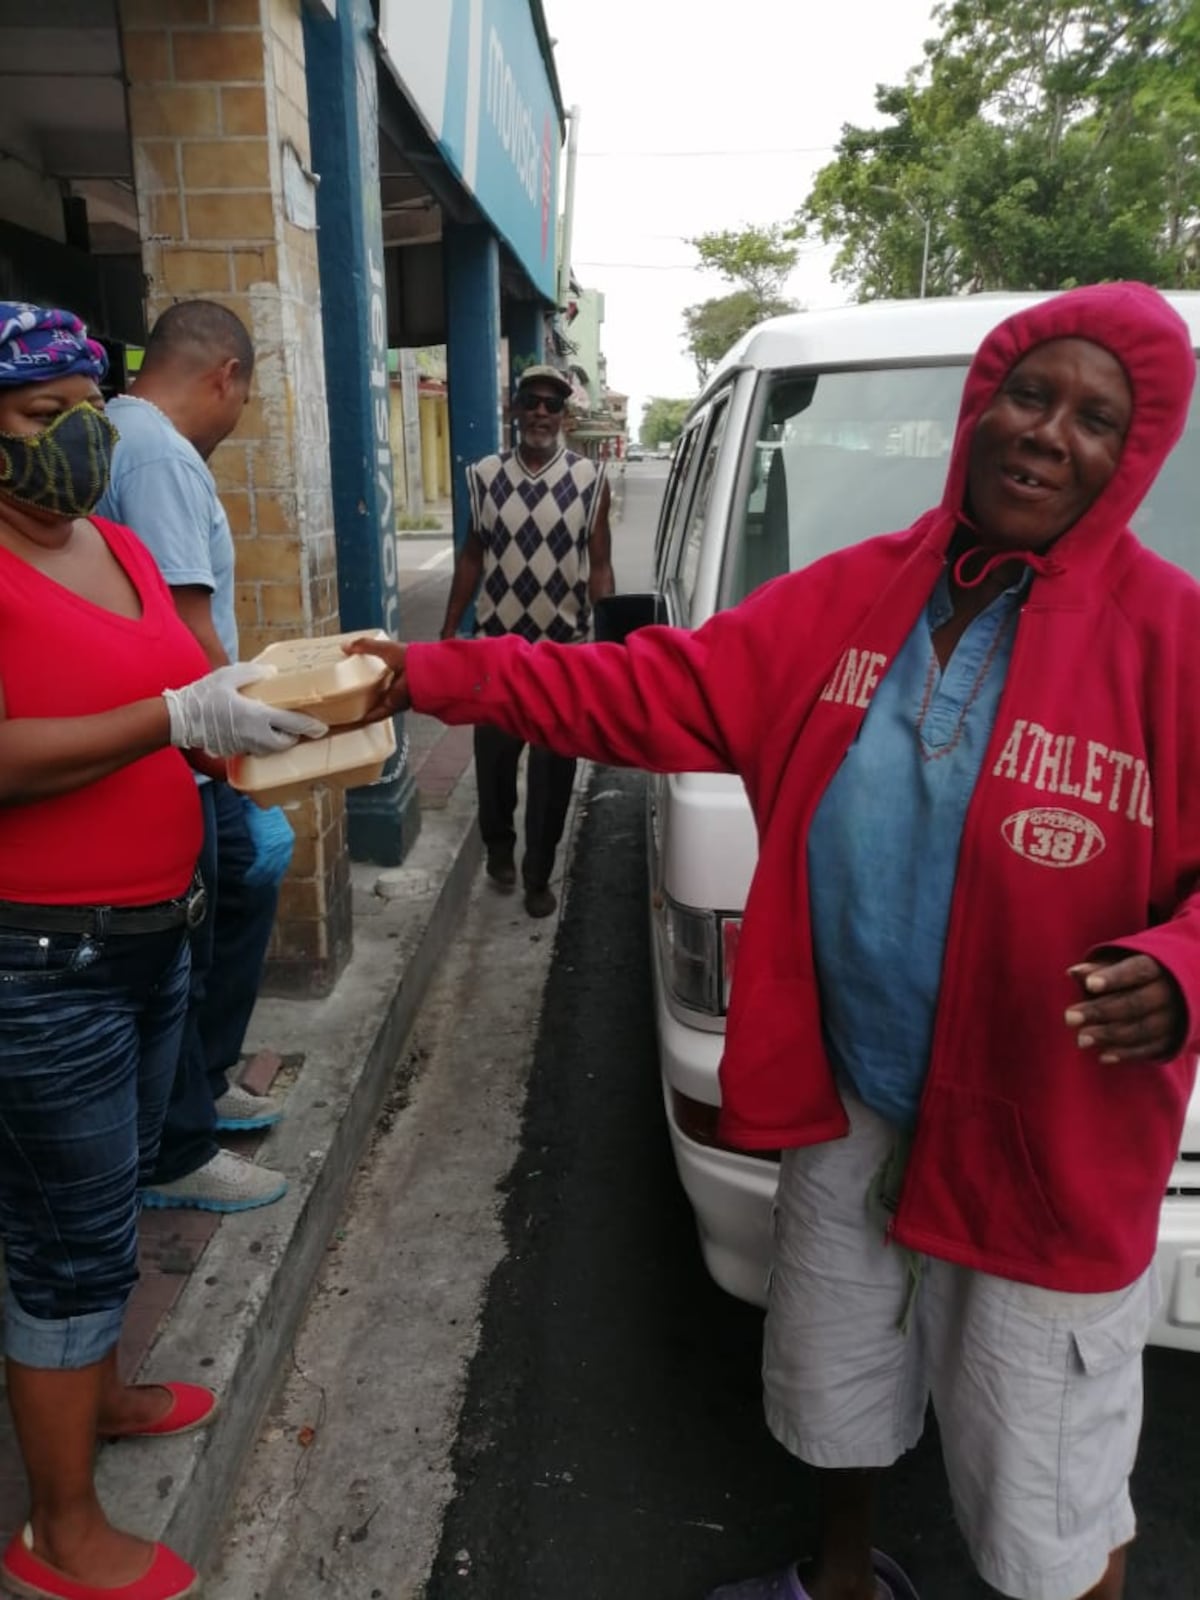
[
  {"xmin": 705, "ymin": 1549, "xmax": 919, "ymax": 1600},
  {"xmin": 872, "ymin": 1549, "xmax": 921, "ymax": 1600},
  {"xmin": 704, "ymin": 1565, "xmax": 809, "ymax": 1600}
]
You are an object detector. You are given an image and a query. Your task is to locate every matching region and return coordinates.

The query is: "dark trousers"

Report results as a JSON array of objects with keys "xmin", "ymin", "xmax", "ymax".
[
  {"xmin": 151, "ymin": 781, "xmax": 282, "ymax": 1183},
  {"xmin": 473, "ymin": 724, "xmax": 576, "ymax": 889}
]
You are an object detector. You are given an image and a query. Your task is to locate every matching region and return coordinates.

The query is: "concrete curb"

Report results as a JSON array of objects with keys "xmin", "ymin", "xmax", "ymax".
[{"xmin": 97, "ymin": 774, "xmax": 482, "ymax": 1567}]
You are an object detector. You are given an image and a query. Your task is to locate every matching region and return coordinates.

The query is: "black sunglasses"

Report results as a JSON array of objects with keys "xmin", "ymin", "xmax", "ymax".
[{"xmin": 515, "ymin": 390, "xmax": 566, "ymax": 415}]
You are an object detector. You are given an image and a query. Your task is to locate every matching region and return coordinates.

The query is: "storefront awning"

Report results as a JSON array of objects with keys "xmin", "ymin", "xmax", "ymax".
[{"xmin": 376, "ymin": 0, "xmax": 562, "ymax": 303}]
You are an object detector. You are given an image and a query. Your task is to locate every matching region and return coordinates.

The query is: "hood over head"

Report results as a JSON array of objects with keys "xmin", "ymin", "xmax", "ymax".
[{"xmin": 939, "ymin": 282, "xmax": 1196, "ymax": 569}]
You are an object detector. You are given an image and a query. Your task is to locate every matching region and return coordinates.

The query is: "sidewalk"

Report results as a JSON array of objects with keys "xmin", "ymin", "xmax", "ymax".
[
  {"xmin": 396, "ymin": 499, "xmax": 454, "ymax": 539},
  {"xmin": 0, "ymin": 587, "xmax": 481, "ymax": 1568}
]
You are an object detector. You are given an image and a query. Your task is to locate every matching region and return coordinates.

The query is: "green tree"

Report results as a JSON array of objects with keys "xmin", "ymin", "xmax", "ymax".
[
  {"xmin": 640, "ymin": 396, "xmax": 692, "ymax": 448},
  {"xmin": 688, "ymin": 224, "xmax": 800, "ymax": 303},
  {"xmin": 798, "ymin": 0, "xmax": 1200, "ymax": 299},
  {"xmin": 682, "ymin": 290, "xmax": 797, "ymax": 386},
  {"xmin": 681, "ymin": 224, "xmax": 801, "ymax": 384}
]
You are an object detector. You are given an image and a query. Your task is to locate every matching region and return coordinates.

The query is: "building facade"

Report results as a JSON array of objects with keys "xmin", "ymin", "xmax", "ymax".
[{"xmin": 0, "ymin": 0, "xmax": 567, "ymax": 991}]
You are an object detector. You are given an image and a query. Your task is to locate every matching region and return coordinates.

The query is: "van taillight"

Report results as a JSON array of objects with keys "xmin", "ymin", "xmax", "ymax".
[
  {"xmin": 670, "ymin": 1090, "xmax": 781, "ymax": 1162},
  {"xmin": 661, "ymin": 900, "xmax": 718, "ymax": 1012},
  {"xmin": 671, "ymin": 1090, "xmax": 724, "ymax": 1148},
  {"xmin": 660, "ymin": 898, "xmax": 742, "ymax": 1016}
]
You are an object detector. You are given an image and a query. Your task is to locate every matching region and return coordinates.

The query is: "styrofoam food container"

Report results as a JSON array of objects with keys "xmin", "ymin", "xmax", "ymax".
[
  {"xmin": 239, "ymin": 629, "xmax": 391, "ymax": 727},
  {"xmin": 228, "ymin": 718, "xmax": 397, "ymax": 808}
]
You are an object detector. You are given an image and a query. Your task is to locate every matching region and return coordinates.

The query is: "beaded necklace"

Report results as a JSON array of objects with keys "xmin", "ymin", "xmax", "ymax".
[
  {"xmin": 913, "ymin": 541, "xmax": 1056, "ymax": 765},
  {"xmin": 914, "ymin": 609, "xmax": 1018, "ymax": 765}
]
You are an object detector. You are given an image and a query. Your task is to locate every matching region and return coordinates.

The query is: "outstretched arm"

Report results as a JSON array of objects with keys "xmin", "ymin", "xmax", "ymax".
[
  {"xmin": 0, "ymin": 697, "xmax": 173, "ymax": 805},
  {"xmin": 347, "ymin": 605, "xmax": 765, "ymax": 778},
  {"xmin": 0, "ymin": 665, "xmax": 325, "ymax": 807}
]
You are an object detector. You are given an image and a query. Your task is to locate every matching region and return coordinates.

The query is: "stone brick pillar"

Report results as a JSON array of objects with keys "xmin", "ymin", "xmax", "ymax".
[{"xmin": 118, "ymin": 0, "xmax": 351, "ymax": 994}]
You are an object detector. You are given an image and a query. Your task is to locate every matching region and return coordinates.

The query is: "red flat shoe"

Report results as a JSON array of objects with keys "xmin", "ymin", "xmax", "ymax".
[
  {"xmin": 0, "ymin": 1525, "xmax": 197, "ymax": 1599},
  {"xmin": 100, "ymin": 1382, "xmax": 218, "ymax": 1441}
]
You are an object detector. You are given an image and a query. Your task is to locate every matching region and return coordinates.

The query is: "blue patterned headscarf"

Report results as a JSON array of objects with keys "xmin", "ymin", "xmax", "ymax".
[{"xmin": 0, "ymin": 303, "xmax": 108, "ymax": 387}]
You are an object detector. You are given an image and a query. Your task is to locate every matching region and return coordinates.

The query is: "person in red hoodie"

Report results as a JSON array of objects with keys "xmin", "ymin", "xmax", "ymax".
[{"xmin": 349, "ymin": 282, "xmax": 1198, "ymax": 1600}]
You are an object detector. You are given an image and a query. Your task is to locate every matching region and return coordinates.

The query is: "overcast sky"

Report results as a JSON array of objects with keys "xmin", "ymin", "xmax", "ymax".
[{"xmin": 542, "ymin": 0, "xmax": 939, "ymax": 425}]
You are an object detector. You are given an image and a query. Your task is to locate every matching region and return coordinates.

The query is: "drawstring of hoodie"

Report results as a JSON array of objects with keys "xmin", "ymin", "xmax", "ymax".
[{"xmin": 953, "ymin": 544, "xmax": 1065, "ymax": 590}]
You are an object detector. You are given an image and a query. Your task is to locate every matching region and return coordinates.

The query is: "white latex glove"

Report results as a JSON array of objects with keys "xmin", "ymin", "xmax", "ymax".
[{"xmin": 162, "ymin": 663, "xmax": 328, "ymax": 757}]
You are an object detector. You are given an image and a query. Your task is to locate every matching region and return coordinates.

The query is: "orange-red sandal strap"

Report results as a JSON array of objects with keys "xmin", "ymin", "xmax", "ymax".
[
  {"xmin": 100, "ymin": 1383, "xmax": 218, "ymax": 1441},
  {"xmin": 0, "ymin": 1526, "xmax": 198, "ymax": 1600}
]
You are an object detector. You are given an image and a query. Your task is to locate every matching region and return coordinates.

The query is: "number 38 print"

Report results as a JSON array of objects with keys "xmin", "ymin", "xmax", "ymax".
[{"xmin": 1002, "ymin": 807, "xmax": 1107, "ymax": 868}]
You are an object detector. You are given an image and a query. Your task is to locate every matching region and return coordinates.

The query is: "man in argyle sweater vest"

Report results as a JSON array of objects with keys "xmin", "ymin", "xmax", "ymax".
[{"xmin": 440, "ymin": 365, "xmax": 614, "ymax": 917}]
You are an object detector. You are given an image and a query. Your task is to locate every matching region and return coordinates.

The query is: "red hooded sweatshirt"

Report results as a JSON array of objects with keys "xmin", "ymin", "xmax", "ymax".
[{"xmin": 409, "ymin": 282, "xmax": 1199, "ymax": 1292}]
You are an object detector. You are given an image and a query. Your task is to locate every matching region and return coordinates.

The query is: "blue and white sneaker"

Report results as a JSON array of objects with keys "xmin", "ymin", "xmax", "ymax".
[
  {"xmin": 214, "ymin": 1082, "xmax": 285, "ymax": 1132},
  {"xmin": 142, "ymin": 1149, "xmax": 288, "ymax": 1213}
]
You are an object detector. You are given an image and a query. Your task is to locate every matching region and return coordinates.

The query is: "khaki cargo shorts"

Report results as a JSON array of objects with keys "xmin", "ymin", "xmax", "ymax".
[{"xmin": 762, "ymin": 1085, "xmax": 1158, "ymax": 1600}]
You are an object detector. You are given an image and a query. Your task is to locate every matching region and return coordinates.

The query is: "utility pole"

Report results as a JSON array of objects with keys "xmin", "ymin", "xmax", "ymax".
[
  {"xmin": 557, "ymin": 104, "xmax": 580, "ymax": 311},
  {"xmin": 872, "ymin": 186, "xmax": 931, "ymax": 298}
]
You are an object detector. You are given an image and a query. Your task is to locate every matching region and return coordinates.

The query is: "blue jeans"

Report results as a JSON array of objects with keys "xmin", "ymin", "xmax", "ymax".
[
  {"xmin": 151, "ymin": 782, "xmax": 283, "ymax": 1183},
  {"xmin": 0, "ymin": 924, "xmax": 189, "ymax": 1368}
]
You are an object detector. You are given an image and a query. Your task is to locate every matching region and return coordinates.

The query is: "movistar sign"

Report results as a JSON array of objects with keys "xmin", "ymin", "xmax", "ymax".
[{"xmin": 379, "ymin": 0, "xmax": 562, "ymax": 301}]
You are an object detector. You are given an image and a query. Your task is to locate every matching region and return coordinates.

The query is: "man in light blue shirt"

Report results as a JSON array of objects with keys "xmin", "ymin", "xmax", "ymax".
[
  {"xmin": 103, "ymin": 394, "xmax": 238, "ymax": 665},
  {"xmin": 99, "ymin": 301, "xmax": 290, "ymax": 1213}
]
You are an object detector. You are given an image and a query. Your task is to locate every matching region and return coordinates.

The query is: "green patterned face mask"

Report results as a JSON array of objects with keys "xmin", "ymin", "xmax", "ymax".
[{"xmin": 0, "ymin": 402, "xmax": 118, "ymax": 517}]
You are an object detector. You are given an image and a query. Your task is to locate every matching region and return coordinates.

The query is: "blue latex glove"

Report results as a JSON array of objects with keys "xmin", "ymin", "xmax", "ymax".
[{"xmin": 240, "ymin": 799, "xmax": 295, "ymax": 888}]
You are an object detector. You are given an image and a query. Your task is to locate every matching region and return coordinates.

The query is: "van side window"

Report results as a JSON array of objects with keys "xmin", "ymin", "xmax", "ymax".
[
  {"xmin": 677, "ymin": 397, "xmax": 730, "ymax": 620},
  {"xmin": 722, "ymin": 365, "xmax": 966, "ymax": 608},
  {"xmin": 654, "ymin": 422, "xmax": 703, "ymax": 586}
]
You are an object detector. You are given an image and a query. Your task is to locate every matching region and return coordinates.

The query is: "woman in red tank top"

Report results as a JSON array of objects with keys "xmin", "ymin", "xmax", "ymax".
[{"xmin": 0, "ymin": 304, "xmax": 325, "ymax": 1600}]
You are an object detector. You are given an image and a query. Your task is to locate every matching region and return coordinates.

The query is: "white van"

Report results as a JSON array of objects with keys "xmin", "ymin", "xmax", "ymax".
[{"xmin": 612, "ymin": 294, "xmax": 1200, "ymax": 1354}]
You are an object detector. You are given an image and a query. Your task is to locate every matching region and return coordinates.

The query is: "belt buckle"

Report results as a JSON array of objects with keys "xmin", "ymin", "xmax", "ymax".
[{"xmin": 184, "ymin": 879, "xmax": 208, "ymax": 930}]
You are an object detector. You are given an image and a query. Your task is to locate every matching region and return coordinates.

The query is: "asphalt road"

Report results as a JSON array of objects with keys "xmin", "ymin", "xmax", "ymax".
[
  {"xmin": 424, "ymin": 459, "xmax": 1200, "ymax": 1600},
  {"xmin": 612, "ymin": 459, "xmax": 664, "ymax": 591}
]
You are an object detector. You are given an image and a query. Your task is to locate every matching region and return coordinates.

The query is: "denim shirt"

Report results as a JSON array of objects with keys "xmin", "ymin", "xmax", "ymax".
[{"xmin": 807, "ymin": 568, "xmax": 1028, "ymax": 1128}]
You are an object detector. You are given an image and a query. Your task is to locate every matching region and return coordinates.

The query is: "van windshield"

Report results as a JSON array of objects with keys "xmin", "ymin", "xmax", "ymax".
[{"xmin": 724, "ymin": 363, "xmax": 1200, "ymax": 606}]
